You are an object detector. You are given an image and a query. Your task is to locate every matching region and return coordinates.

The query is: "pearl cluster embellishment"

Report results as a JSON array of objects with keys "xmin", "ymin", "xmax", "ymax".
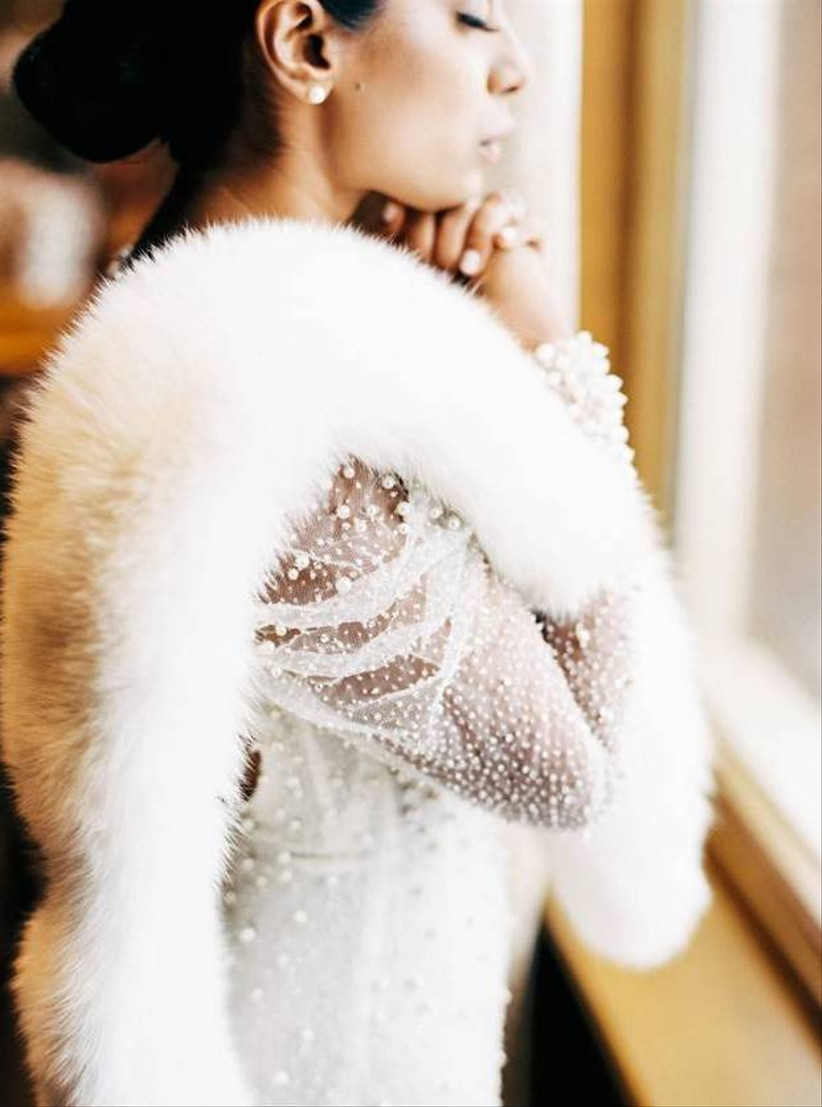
[{"xmin": 532, "ymin": 331, "xmax": 636, "ymax": 470}]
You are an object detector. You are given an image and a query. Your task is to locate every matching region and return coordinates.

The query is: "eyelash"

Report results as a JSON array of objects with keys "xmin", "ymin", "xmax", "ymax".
[{"xmin": 457, "ymin": 12, "xmax": 497, "ymax": 32}]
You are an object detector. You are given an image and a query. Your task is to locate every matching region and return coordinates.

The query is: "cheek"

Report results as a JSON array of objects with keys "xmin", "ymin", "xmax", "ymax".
[{"xmin": 338, "ymin": 47, "xmax": 486, "ymax": 207}]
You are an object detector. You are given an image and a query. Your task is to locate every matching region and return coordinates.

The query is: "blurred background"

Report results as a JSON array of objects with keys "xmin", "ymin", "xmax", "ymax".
[{"xmin": 0, "ymin": 1, "xmax": 819, "ymax": 1105}]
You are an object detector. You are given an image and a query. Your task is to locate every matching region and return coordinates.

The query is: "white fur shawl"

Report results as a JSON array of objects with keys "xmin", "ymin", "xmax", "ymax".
[{"xmin": 0, "ymin": 216, "xmax": 717, "ymax": 1106}]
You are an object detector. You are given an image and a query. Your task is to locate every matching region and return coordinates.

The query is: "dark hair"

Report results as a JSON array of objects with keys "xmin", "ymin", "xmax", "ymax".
[{"xmin": 12, "ymin": 0, "xmax": 384, "ymax": 172}]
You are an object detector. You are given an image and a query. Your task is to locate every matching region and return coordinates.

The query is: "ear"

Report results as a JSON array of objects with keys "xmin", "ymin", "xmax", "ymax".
[{"xmin": 253, "ymin": 0, "xmax": 347, "ymax": 101}]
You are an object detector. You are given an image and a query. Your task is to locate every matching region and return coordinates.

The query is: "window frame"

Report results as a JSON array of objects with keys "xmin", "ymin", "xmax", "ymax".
[{"xmin": 580, "ymin": 0, "xmax": 821, "ymax": 1018}]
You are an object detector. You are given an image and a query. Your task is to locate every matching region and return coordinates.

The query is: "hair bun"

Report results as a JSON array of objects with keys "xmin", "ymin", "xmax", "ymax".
[{"xmin": 12, "ymin": 1, "xmax": 166, "ymax": 163}]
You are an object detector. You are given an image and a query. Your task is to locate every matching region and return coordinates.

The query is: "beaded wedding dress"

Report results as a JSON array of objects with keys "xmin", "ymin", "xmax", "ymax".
[
  {"xmin": 0, "ymin": 217, "xmax": 715, "ymax": 1107},
  {"xmin": 224, "ymin": 449, "xmax": 639, "ymax": 1106}
]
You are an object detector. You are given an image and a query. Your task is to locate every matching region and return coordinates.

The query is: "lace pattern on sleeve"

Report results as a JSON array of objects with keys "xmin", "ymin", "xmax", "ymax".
[{"xmin": 249, "ymin": 457, "xmax": 638, "ymax": 831}]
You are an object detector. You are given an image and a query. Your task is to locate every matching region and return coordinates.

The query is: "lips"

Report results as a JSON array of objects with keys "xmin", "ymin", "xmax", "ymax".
[
  {"xmin": 479, "ymin": 138, "xmax": 505, "ymax": 163},
  {"xmin": 479, "ymin": 123, "xmax": 514, "ymax": 162},
  {"xmin": 480, "ymin": 122, "xmax": 515, "ymax": 144}
]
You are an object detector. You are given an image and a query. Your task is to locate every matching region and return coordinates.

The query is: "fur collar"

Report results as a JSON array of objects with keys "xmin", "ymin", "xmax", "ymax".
[{"xmin": 21, "ymin": 213, "xmax": 657, "ymax": 618}]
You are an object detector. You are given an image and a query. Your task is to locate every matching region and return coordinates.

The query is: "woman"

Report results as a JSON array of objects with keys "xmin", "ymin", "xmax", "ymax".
[{"xmin": 1, "ymin": 2, "xmax": 716, "ymax": 1105}]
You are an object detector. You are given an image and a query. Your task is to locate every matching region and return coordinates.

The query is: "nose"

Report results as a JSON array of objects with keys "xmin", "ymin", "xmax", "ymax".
[{"xmin": 489, "ymin": 33, "xmax": 533, "ymax": 97}]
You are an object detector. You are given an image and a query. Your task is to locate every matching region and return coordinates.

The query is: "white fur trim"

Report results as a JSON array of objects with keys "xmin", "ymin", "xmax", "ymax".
[{"xmin": 543, "ymin": 540, "xmax": 717, "ymax": 969}]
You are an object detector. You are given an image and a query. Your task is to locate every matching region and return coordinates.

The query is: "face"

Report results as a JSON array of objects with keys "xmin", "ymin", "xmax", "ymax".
[
  {"xmin": 255, "ymin": 0, "xmax": 533, "ymax": 212},
  {"xmin": 333, "ymin": 0, "xmax": 531, "ymax": 208}
]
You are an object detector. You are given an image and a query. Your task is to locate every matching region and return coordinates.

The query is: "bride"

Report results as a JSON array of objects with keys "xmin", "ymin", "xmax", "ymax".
[{"xmin": 1, "ymin": 2, "xmax": 716, "ymax": 1105}]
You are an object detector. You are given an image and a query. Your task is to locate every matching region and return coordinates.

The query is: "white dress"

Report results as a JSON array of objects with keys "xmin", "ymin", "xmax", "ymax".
[
  {"xmin": 223, "ymin": 455, "xmax": 638, "ymax": 1107},
  {"xmin": 0, "ymin": 218, "xmax": 715, "ymax": 1107}
]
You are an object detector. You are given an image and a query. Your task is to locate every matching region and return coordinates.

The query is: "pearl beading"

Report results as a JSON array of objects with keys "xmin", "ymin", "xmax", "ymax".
[
  {"xmin": 532, "ymin": 330, "xmax": 636, "ymax": 472},
  {"xmin": 221, "ymin": 439, "xmax": 644, "ymax": 1103}
]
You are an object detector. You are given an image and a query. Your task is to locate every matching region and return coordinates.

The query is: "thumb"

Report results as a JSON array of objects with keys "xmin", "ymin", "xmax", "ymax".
[{"xmin": 379, "ymin": 198, "xmax": 406, "ymax": 238}]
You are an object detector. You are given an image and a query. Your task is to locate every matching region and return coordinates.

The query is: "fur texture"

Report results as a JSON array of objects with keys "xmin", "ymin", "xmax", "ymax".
[{"xmin": 0, "ymin": 216, "xmax": 716, "ymax": 1105}]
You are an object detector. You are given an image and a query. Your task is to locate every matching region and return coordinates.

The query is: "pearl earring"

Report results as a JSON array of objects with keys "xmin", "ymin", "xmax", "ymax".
[{"xmin": 307, "ymin": 84, "xmax": 328, "ymax": 104}]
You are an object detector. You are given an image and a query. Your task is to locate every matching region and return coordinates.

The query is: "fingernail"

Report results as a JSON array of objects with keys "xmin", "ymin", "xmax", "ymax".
[
  {"xmin": 459, "ymin": 248, "xmax": 482, "ymax": 276},
  {"xmin": 496, "ymin": 226, "xmax": 518, "ymax": 246},
  {"xmin": 381, "ymin": 200, "xmax": 401, "ymax": 223}
]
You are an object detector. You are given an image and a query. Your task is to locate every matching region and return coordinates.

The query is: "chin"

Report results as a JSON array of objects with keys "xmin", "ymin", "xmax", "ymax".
[
  {"xmin": 413, "ymin": 174, "xmax": 485, "ymax": 214},
  {"xmin": 384, "ymin": 158, "xmax": 481, "ymax": 214},
  {"xmin": 444, "ymin": 165, "xmax": 486, "ymax": 208}
]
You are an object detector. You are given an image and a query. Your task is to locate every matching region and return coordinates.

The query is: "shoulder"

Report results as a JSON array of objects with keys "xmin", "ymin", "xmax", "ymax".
[
  {"xmin": 15, "ymin": 216, "xmax": 469, "ymax": 462},
  {"xmin": 256, "ymin": 454, "xmax": 474, "ymax": 611}
]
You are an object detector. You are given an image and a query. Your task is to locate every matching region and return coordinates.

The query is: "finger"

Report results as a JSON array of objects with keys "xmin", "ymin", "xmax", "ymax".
[
  {"xmin": 498, "ymin": 187, "xmax": 528, "ymax": 221},
  {"xmin": 379, "ymin": 198, "xmax": 407, "ymax": 240},
  {"xmin": 432, "ymin": 195, "xmax": 483, "ymax": 273},
  {"xmin": 493, "ymin": 212, "xmax": 547, "ymax": 252},
  {"xmin": 457, "ymin": 192, "xmax": 524, "ymax": 278},
  {"xmin": 519, "ymin": 212, "xmax": 547, "ymax": 248},
  {"xmin": 492, "ymin": 222, "xmax": 522, "ymax": 250},
  {"xmin": 404, "ymin": 210, "xmax": 438, "ymax": 262}
]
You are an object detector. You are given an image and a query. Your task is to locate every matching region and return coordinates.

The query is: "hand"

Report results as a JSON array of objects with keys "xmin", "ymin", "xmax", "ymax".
[
  {"xmin": 376, "ymin": 188, "xmax": 524, "ymax": 277},
  {"xmin": 478, "ymin": 233, "xmax": 575, "ymax": 350},
  {"xmin": 371, "ymin": 189, "xmax": 574, "ymax": 349}
]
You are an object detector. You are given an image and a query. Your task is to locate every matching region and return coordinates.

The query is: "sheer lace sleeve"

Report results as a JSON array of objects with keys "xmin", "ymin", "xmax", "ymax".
[{"xmin": 250, "ymin": 457, "xmax": 640, "ymax": 832}]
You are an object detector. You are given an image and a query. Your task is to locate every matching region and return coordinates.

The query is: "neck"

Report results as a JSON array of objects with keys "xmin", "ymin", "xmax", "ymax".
[
  {"xmin": 130, "ymin": 144, "xmax": 367, "ymax": 263},
  {"xmin": 188, "ymin": 157, "xmax": 364, "ymax": 229}
]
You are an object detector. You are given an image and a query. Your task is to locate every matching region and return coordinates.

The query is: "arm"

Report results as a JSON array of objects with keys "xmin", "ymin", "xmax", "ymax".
[
  {"xmin": 251, "ymin": 458, "xmax": 639, "ymax": 831},
  {"xmin": 530, "ymin": 328, "xmax": 645, "ymax": 749},
  {"xmin": 397, "ymin": 565, "xmax": 642, "ymax": 829},
  {"xmin": 522, "ymin": 330, "xmax": 719, "ymax": 968}
]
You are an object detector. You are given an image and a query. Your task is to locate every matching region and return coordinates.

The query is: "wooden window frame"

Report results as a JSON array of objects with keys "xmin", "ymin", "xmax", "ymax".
[{"xmin": 577, "ymin": 0, "xmax": 821, "ymax": 1026}]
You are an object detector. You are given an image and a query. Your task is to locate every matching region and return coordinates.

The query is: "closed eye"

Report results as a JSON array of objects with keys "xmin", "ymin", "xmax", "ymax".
[{"xmin": 457, "ymin": 12, "xmax": 499, "ymax": 32}]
